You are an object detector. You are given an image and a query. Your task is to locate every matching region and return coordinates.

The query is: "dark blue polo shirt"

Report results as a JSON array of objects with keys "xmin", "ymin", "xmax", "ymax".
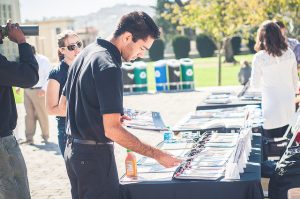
[
  {"xmin": 63, "ymin": 38, "xmax": 123, "ymax": 142},
  {"xmin": 48, "ymin": 61, "xmax": 69, "ymax": 127}
]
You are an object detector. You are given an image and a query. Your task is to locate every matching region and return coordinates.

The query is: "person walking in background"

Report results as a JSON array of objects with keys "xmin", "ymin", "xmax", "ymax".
[
  {"xmin": 17, "ymin": 46, "xmax": 51, "ymax": 144},
  {"xmin": 0, "ymin": 21, "xmax": 39, "ymax": 199},
  {"xmin": 238, "ymin": 60, "xmax": 252, "ymax": 85},
  {"xmin": 46, "ymin": 30, "xmax": 82, "ymax": 156},
  {"xmin": 63, "ymin": 11, "xmax": 181, "ymax": 199},
  {"xmin": 274, "ymin": 20, "xmax": 299, "ymax": 51},
  {"xmin": 250, "ymin": 20, "xmax": 298, "ymax": 141}
]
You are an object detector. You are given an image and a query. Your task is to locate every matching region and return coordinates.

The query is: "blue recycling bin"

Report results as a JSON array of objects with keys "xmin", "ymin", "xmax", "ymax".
[{"xmin": 154, "ymin": 60, "xmax": 168, "ymax": 91}]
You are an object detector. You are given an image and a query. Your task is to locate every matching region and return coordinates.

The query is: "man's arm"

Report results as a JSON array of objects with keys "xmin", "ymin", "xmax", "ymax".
[
  {"xmin": 103, "ymin": 113, "xmax": 182, "ymax": 168},
  {"xmin": 0, "ymin": 22, "xmax": 38, "ymax": 87}
]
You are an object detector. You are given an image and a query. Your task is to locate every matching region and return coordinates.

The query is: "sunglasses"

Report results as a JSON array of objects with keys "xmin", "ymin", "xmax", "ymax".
[{"xmin": 63, "ymin": 41, "xmax": 82, "ymax": 51}]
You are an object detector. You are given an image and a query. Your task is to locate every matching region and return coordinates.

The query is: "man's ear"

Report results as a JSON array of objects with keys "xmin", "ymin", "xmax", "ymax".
[{"xmin": 122, "ymin": 31, "xmax": 133, "ymax": 44}]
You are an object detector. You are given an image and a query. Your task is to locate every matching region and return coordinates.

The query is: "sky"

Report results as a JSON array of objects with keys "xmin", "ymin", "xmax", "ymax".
[{"xmin": 19, "ymin": 0, "xmax": 156, "ymax": 22}]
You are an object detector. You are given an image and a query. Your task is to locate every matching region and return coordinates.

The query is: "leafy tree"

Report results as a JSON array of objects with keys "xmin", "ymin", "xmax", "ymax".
[
  {"xmin": 163, "ymin": 0, "xmax": 299, "ymax": 85},
  {"xmin": 153, "ymin": 0, "xmax": 179, "ymax": 43}
]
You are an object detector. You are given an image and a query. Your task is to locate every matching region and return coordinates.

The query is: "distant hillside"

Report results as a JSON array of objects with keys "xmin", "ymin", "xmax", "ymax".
[{"xmin": 74, "ymin": 4, "xmax": 155, "ymax": 38}]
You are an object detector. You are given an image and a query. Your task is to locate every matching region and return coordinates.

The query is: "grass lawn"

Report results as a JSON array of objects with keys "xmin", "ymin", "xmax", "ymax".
[
  {"xmin": 14, "ymin": 54, "xmax": 254, "ymax": 104},
  {"xmin": 13, "ymin": 87, "xmax": 23, "ymax": 104}
]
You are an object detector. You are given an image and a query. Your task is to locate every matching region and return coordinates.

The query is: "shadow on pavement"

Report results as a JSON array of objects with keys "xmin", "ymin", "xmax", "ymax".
[{"xmin": 31, "ymin": 142, "xmax": 62, "ymax": 155}]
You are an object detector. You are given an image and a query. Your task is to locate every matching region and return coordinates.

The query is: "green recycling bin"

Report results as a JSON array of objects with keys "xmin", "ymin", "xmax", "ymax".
[
  {"xmin": 180, "ymin": 58, "xmax": 194, "ymax": 89},
  {"xmin": 133, "ymin": 61, "xmax": 148, "ymax": 92}
]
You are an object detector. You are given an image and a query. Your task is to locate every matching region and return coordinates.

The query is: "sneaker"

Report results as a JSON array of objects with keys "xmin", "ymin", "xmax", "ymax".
[{"xmin": 42, "ymin": 139, "xmax": 49, "ymax": 144}]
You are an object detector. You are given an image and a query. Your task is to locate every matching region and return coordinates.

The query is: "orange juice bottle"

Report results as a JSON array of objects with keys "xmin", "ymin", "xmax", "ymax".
[{"xmin": 125, "ymin": 149, "xmax": 137, "ymax": 178}]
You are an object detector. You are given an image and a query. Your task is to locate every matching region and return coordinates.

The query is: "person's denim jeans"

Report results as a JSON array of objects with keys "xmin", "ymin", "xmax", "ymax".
[
  {"xmin": 57, "ymin": 122, "xmax": 67, "ymax": 157},
  {"xmin": 0, "ymin": 135, "xmax": 31, "ymax": 199}
]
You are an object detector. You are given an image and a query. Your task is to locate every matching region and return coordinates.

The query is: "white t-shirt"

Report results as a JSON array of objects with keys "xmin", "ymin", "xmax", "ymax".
[
  {"xmin": 250, "ymin": 48, "xmax": 298, "ymax": 129},
  {"xmin": 33, "ymin": 54, "xmax": 52, "ymax": 90}
]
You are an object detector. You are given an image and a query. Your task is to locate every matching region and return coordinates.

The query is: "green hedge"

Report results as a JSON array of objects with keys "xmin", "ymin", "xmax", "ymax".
[
  {"xmin": 149, "ymin": 39, "xmax": 165, "ymax": 61},
  {"xmin": 231, "ymin": 36, "xmax": 241, "ymax": 55},
  {"xmin": 172, "ymin": 35, "xmax": 190, "ymax": 59},
  {"xmin": 196, "ymin": 34, "xmax": 216, "ymax": 57},
  {"xmin": 247, "ymin": 38, "xmax": 256, "ymax": 54}
]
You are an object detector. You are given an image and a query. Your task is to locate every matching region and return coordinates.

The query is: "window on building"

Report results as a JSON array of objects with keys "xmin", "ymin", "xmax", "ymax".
[
  {"xmin": 56, "ymin": 27, "xmax": 61, "ymax": 34},
  {"xmin": 3, "ymin": 5, "xmax": 7, "ymax": 19},
  {"xmin": 7, "ymin": 5, "xmax": 12, "ymax": 19}
]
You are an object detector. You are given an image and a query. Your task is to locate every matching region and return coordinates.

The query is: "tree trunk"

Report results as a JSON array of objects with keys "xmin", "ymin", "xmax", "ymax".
[{"xmin": 224, "ymin": 37, "xmax": 236, "ymax": 63}]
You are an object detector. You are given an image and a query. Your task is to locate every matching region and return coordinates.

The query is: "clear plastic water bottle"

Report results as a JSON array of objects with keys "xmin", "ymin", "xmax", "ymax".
[{"xmin": 163, "ymin": 127, "xmax": 173, "ymax": 143}]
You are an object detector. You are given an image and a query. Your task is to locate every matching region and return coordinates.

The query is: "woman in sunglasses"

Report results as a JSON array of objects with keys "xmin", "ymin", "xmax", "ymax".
[{"xmin": 46, "ymin": 30, "xmax": 82, "ymax": 156}]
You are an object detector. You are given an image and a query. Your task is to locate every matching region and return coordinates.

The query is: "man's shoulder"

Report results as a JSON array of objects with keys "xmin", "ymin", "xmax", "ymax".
[
  {"xmin": 84, "ymin": 43, "xmax": 117, "ymax": 68},
  {"xmin": 36, "ymin": 54, "xmax": 51, "ymax": 65},
  {"xmin": 36, "ymin": 54, "xmax": 49, "ymax": 60}
]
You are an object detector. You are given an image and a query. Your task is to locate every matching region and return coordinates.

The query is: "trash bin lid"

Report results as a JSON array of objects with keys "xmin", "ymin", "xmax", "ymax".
[
  {"xmin": 167, "ymin": 59, "xmax": 180, "ymax": 67},
  {"xmin": 154, "ymin": 60, "xmax": 167, "ymax": 68},
  {"xmin": 180, "ymin": 58, "xmax": 193, "ymax": 66},
  {"xmin": 122, "ymin": 62, "xmax": 134, "ymax": 70},
  {"xmin": 133, "ymin": 61, "xmax": 147, "ymax": 69}
]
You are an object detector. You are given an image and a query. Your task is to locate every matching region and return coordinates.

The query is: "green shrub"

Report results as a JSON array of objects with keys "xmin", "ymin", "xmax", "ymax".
[
  {"xmin": 196, "ymin": 34, "xmax": 216, "ymax": 57},
  {"xmin": 149, "ymin": 39, "xmax": 165, "ymax": 61},
  {"xmin": 247, "ymin": 38, "xmax": 256, "ymax": 54},
  {"xmin": 172, "ymin": 35, "xmax": 190, "ymax": 59},
  {"xmin": 231, "ymin": 36, "xmax": 241, "ymax": 55}
]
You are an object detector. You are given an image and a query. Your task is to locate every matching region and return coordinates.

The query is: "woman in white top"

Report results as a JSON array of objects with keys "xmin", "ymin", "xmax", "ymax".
[{"xmin": 250, "ymin": 20, "xmax": 298, "ymax": 138}]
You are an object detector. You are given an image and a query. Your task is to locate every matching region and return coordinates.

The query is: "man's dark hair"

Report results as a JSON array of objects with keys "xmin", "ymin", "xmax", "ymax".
[
  {"xmin": 255, "ymin": 20, "xmax": 288, "ymax": 57},
  {"xmin": 274, "ymin": 20, "xmax": 285, "ymax": 29},
  {"xmin": 114, "ymin": 11, "xmax": 160, "ymax": 42}
]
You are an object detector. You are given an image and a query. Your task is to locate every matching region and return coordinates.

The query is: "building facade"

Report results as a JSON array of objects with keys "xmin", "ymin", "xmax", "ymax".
[
  {"xmin": 26, "ymin": 18, "xmax": 74, "ymax": 63},
  {"xmin": 0, "ymin": 0, "xmax": 21, "ymax": 61}
]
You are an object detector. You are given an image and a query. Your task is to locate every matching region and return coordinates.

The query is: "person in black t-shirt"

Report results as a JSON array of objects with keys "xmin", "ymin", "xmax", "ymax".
[
  {"xmin": 63, "ymin": 12, "xmax": 182, "ymax": 199},
  {"xmin": 0, "ymin": 21, "xmax": 38, "ymax": 199},
  {"xmin": 46, "ymin": 30, "xmax": 82, "ymax": 156}
]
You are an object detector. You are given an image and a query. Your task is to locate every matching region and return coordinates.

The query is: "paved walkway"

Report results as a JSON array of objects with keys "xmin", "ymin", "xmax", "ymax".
[
  {"xmin": 16, "ymin": 87, "xmax": 239, "ymax": 198},
  {"xmin": 17, "ymin": 91, "xmax": 211, "ymax": 199}
]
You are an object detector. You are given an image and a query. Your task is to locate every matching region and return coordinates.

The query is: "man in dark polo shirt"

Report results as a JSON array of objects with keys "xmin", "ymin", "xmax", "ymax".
[
  {"xmin": 63, "ymin": 12, "xmax": 181, "ymax": 199},
  {"xmin": 0, "ymin": 22, "xmax": 39, "ymax": 199}
]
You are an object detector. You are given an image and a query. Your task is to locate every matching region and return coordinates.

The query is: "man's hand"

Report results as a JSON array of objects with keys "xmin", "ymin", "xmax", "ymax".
[
  {"xmin": 156, "ymin": 151, "xmax": 182, "ymax": 168},
  {"xmin": 15, "ymin": 87, "xmax": 21, "ymax": 95},
  {"xmin": 37, "ymin": 89, "xmax": 45, "ymax": 97},
  {"xmin": 6, "ymin": 21, "xmax": 26, "ymax": 44},
  {"xmin": 120, "ymin": 114, "xmax": 131, "ymax": 123}
]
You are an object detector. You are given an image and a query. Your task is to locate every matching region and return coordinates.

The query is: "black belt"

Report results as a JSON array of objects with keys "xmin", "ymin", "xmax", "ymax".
[
  {"xmin": 29, "ymin": 87, "xmax": 42, "ymax": 89},
  {"xmin": 71, "ymin": 138, "xmax": 113, "ymax": 145}
]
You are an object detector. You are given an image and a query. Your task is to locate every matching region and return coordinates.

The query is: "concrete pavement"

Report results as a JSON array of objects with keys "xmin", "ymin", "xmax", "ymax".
[
  {"xmin": 15, "ymin": 87, "xmax": 238, "ymax": 198},
  {"xmin": 15, "ymin": 86, "xmax": 300, "ymax": 198}
]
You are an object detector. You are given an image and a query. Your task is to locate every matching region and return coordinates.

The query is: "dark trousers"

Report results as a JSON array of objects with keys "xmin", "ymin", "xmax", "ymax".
[
  {"xmin": 64, "ymin": 140, "xmax": 120, "ymax": 199},
  {"xmin": 0, "ymin": 135, "xmax": 31, "ymax": 199},
  {"xmin": 262, "ymin": 125, "xmax": 289, "ymax": 160},
  {"xmin": 269, "ymin": 174, "xmax": 300, "ymax": 199},
  {"xmin": 263, "ymin": 125, "xmax": 289, "ymax": 139},
  {"xmin": 57, "ymin": 122, "xmax": 67, "ymax": 156}
]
